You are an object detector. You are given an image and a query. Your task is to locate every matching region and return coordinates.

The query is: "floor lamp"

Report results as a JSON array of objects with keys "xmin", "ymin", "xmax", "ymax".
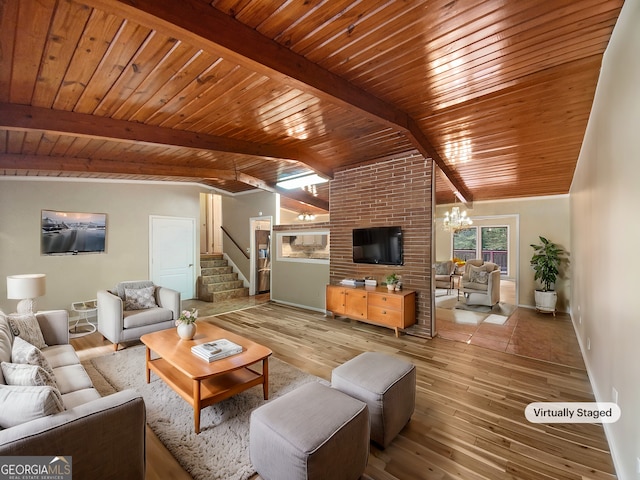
[{"xmin": 7, "ymin": 274, "xmax": 47, "ymax": 314}]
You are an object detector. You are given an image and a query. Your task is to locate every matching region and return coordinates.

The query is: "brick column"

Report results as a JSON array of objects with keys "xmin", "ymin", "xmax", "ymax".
[{"xmin": 329, "ymin": 156, "xmax": 433, "ymax": 335}]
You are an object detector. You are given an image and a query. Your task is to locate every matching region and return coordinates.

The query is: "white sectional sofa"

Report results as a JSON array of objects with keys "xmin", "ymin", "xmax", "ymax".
[{"xmin": 0, "ymin": 309, "xmax": 146, "ymax": 479}]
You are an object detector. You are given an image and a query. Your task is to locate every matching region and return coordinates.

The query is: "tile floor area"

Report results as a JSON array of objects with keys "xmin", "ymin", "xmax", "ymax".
[{"xmin": 435, "ymin": 282, "xmax": 585, "ymax": 368}]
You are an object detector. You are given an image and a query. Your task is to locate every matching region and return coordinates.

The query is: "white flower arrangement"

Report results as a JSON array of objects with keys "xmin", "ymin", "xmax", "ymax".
[{"xmin": 176, "ymin": 308, "xmax": 198, "ymax": 326}]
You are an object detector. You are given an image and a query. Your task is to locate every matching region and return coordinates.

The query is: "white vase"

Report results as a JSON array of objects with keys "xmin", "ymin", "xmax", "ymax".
[{"xmin": 177, "ymin": 322, "xmax": 196, "ymax": 340}]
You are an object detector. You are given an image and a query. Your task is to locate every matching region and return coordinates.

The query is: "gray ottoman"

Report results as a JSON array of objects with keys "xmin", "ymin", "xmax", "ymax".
[
  {"xmin": 332, "ymin": 352, "xmax": 416, "ymax": 448},
  {"xmin": 250, "ymin": 381, "xmax": 369, "ymax": 480}
]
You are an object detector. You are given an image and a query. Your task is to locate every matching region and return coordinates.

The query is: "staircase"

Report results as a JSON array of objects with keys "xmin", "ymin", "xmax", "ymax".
[{"xmin": 197, "ymin": 254, "xmax": 249, "ymax": 302}]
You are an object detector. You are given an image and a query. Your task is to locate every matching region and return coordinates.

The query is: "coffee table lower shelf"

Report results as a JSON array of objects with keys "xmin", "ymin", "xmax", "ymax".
[{"xmin": 147, "ymin": 357, "xmax": 268, "ymax": 433}]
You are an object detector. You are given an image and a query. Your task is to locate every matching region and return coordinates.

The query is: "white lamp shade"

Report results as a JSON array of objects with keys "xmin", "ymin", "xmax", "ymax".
[{"xmin": 7, "ymin": 274, "xmax": 46, "ymax": 299}]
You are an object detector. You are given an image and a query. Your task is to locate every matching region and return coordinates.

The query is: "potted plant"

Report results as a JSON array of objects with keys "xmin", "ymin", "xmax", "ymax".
[
  {"xmin": 385, "ymin": 273, "xmax": 399, "ymax": 291},
  {"xmin": 530, "ymin": 236, "xmax": 567, "ymax": 314}
]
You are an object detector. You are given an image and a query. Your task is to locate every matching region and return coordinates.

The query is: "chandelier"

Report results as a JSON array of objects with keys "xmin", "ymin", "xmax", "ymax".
[
  {"xmin": 297, "ymin": 213, "xmax": 316, "ymax": 221},
  {"xmin": 443, "ymin": 206, "xmax": 472, "ymax": 232}
]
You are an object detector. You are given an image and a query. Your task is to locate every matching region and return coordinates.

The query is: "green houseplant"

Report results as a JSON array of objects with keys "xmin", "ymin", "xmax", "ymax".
[
  {"xmin": 385, "ymin": 273, "xmax": 399, "ymax": 291},
  {"xmin": 530, "ymin": 236, "xmax": 567, "ymax": 314}
]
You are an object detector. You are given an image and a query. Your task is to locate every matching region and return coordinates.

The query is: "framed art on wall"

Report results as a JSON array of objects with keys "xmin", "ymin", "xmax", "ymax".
[{"xmin": 41, "ymin": 210, "xmax": 107, "ymax": 255}]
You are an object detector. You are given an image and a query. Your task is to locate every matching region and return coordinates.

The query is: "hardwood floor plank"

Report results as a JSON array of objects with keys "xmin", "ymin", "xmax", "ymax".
[{"xmin": 72, "ymin": 300, "xmax": 615, "ymax": 480}]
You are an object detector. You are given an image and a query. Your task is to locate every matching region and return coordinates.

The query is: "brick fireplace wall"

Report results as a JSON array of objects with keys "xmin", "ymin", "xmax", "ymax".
[{"xmin": 329, "ymin": 156, "xmax": 433, "ymax": 335}]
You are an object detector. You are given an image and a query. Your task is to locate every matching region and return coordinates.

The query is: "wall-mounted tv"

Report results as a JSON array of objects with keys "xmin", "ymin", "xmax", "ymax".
[
  {"xmin": 352, "ymin": 226, "xmax": 403, "ymax": 265},
  {"xmin": 41, "ymin": 210, "xmax": 107, "ymax": 255}
]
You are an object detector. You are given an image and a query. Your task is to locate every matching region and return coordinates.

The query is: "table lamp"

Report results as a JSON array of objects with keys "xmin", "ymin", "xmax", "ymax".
[{"xmin": 7, "ymin": 274, "xmax": 47, "ymax": 314}]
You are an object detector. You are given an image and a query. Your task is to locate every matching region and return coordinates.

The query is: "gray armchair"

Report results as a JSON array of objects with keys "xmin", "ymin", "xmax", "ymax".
[
  {"xmin": 460, "ymin": 259, "xmax": 501, "ymax": 306},
  {"xmin": 434, "ymin": 260, "xmax": 456, "ymax": 293},
  {"xmin": 97, "ymin": 280, "xmax": 180, "ymax": 350}
]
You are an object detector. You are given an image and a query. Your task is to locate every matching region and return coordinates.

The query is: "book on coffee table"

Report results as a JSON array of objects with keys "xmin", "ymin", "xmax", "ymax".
[{"xmin": 191, "ymin": 339, "xmax": 243, "ymax": 362}]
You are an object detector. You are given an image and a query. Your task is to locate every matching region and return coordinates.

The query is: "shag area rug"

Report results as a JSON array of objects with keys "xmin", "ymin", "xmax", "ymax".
[{"xmin": 84, "ymin": 345, "xmax": 325, "ymax": 480}]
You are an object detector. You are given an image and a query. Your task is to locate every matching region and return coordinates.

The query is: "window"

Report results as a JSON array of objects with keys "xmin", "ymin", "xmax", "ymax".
[
  {"xmin": 453, "ymin": 226, "xmax": 508, "ymax": 274},
  {"xmin": 452, "ymin": 228, "xmax": 477, "ymax": 262}
]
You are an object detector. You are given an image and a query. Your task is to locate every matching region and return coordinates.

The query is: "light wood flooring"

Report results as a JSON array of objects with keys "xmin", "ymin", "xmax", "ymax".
[{"xmin": 72, "ymin": 298, "xmax": 615, "ymax": 480}]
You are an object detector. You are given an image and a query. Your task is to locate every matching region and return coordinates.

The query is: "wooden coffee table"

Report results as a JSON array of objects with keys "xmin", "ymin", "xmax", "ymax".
[{"xmin": 140, "ymin": 321, "xmax": 272, "ymax": 434}]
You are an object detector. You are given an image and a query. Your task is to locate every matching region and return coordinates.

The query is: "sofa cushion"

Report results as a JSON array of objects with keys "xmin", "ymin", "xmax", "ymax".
[
  {"xmin": 12, "ymin": 336, "xmax": 55, "ymax": 377},
  {"xmin": 1, "ymin": 362, "xmax": 58, "ymax": 390},
  {"xmin": 124, "ymin": 286, "xmax": 158, "ymax": 310},
  {"xmin": 8, "ymin": 313, "xmax": 47, "ymax": 349},
  {"xmin": 462, "ymin": 282, "xmax": 488, "ymax": 292},
  {"xmin": 0, "ymin": 312, "xmax": 13, "ymax": 385},
  {"xmin": 123, "ymin": 308, "xmax": 173, "ymax": 329},
  {"xmin": 42, "ymin": 344, "xmax": 81, "ymax": 369},
  {"xmin": 0, "ymin": 385, "xmax": 65, "ymax": 428},
  {"xmin": 61, "ymin": 388, "xmax": 102, "ymax": 410},
  {"xmin": 52, "ymin": 364, "xmax": 93, "ymax": 395}
]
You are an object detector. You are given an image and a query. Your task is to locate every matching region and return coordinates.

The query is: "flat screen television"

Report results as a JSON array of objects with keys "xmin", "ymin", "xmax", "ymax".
[{"xmin": 352, "ymin": 226, "xmax": 403, "ymax": 265}]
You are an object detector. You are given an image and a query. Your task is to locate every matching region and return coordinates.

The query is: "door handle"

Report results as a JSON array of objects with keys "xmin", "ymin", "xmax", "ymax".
[{"xmin": 189, "ymin": 264, "xmax": 193, "ymax": 267}]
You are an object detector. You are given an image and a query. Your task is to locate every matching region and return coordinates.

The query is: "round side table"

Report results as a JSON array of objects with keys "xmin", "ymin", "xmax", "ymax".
[{"xmin": 70, "ymin": 300, "xmax": 98, "ymax": 335}]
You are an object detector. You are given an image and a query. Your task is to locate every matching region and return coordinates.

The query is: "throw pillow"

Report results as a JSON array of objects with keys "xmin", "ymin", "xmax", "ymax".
[
  {"xmin": 435, "ymin": 262, "xmax": 450, "ymax": 275},
  {"xmin": 116, "ymin": 280, "xmax": 154, "ymax": 300},
  {"xmin": 11, "ymin": 336, "xmax": 56, "ymax": 378},
  {"xmin": 469, "ymin": 265, "xmax": 489, "ymax": 285},
  {"xmin": 124, "ymin": 286, "xmax": 157, "ymax": 310},
  {"xmin": 1, "ymin": 362, "xmax": 58, "ymax": 390},
  {"xmin": 0, "ymin": 385, "xmax": 65, "ymax": 428},
  {"xmin": 7, "ymin": 313, "xmax": 47, "ymax": 349}
]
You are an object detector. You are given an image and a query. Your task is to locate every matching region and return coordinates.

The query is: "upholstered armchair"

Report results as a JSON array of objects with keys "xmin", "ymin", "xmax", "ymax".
[
  {"xmin": 97, "ymin": 280, "xmax": 180, "ymax": 350},
  {"xmin": 434, "ymin": 260, "xmax": 456, "ymax": 293},
  {"xmin": 460, "ymin": 259, "xmax": 501, "ymax": 306}
]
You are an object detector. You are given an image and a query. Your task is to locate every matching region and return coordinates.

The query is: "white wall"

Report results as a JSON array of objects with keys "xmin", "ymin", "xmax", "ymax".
[
  {"xmin": 221, "ymin": 191, "xmax": 277, "ymax": 281},
  {"xmin": 270, "ymin": 228, "xmax": 330, "ymax": 311},
  {"xmin": 0, "ymin": 179, "xmax": 205, "ymax": 312},
  {"xmin": 435, "ymin": 196, "xmax": 570, "ymax": 310},
  {"xmin": 570, "ymin": 1, "xmax": 640, "ymax": 478}
]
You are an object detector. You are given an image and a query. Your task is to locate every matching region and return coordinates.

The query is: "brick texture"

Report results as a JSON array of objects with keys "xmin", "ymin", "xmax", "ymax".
[{"xmin": 329, "ymin": 156, "xmax": 433, "ymax": 334}]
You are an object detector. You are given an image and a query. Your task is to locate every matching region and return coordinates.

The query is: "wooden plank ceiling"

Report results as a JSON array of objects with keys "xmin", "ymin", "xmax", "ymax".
[{"xmin": 0, "ymin": 0, "xmax": 623, "ymax": 212}]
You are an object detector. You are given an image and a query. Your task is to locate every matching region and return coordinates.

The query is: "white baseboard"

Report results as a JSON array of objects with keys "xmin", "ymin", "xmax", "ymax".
[{"xmin": 270, "ymin": 298, "xmax": 325, "ymax": 314}]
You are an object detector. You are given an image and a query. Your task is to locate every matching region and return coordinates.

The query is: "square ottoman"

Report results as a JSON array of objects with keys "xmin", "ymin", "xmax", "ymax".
[
  {"xmin": 332, "ymin": 352, "xmax": 416, "ymax": 448},
  {"xmin": 250, "ymin": 381, "xmax": 369, "ymax": 480}
]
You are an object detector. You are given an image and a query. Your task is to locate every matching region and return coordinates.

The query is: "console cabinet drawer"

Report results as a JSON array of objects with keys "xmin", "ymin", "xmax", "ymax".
[
  {"xmin": 367, "ymin": 305, "xmax": 403, "ymax": 327},
  {"xmin": 367, "ymin": 293, "xmax": 402, "ymax": 310},
  {"xmin": 325, "ymin": 285, "xmax": 415, "ymax": 336}
]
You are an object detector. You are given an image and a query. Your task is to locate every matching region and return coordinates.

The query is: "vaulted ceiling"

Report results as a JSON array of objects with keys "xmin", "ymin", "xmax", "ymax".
[{"xmin": 0, "ymin": 0, "xmax": 623, "ymax": 212}]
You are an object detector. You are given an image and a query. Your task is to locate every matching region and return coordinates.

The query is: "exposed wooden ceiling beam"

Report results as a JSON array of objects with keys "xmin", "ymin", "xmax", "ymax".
[
  {"xmin": 275, "ymin": 187, "xmax": 329, "ymax": 212},
  {"xmin": 83, "ymin": 0, "xmax": 472, "ymax": 203},
  {"xmin": 0, "ymin": 103, "xmax": 332, "ymax": 179},
  {"xmin": 407, "ymin": 124, "xmax": 473, "ymax": 207},
  {"xmin": 0, "ymin": 153, "xmax": 267, "ymax": 184},
  {"xmin": 0, "ymin": 153, "xmax": 332, "ymax": 209}
]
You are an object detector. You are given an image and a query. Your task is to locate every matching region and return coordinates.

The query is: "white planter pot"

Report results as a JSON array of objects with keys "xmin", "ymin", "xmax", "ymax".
[
  {"xmin": 534, "ymin": 290, "xmax": 557, "ymax": 314},
  {"xmin": 177, "ymin": 322, "xmax": 197, "ymax": 340}
]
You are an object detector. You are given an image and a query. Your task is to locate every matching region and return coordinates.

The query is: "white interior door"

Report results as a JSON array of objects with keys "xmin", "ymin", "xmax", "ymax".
[{"xmin": 150, "ymin": 216, "xmax": 195, "ymax": 300}]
